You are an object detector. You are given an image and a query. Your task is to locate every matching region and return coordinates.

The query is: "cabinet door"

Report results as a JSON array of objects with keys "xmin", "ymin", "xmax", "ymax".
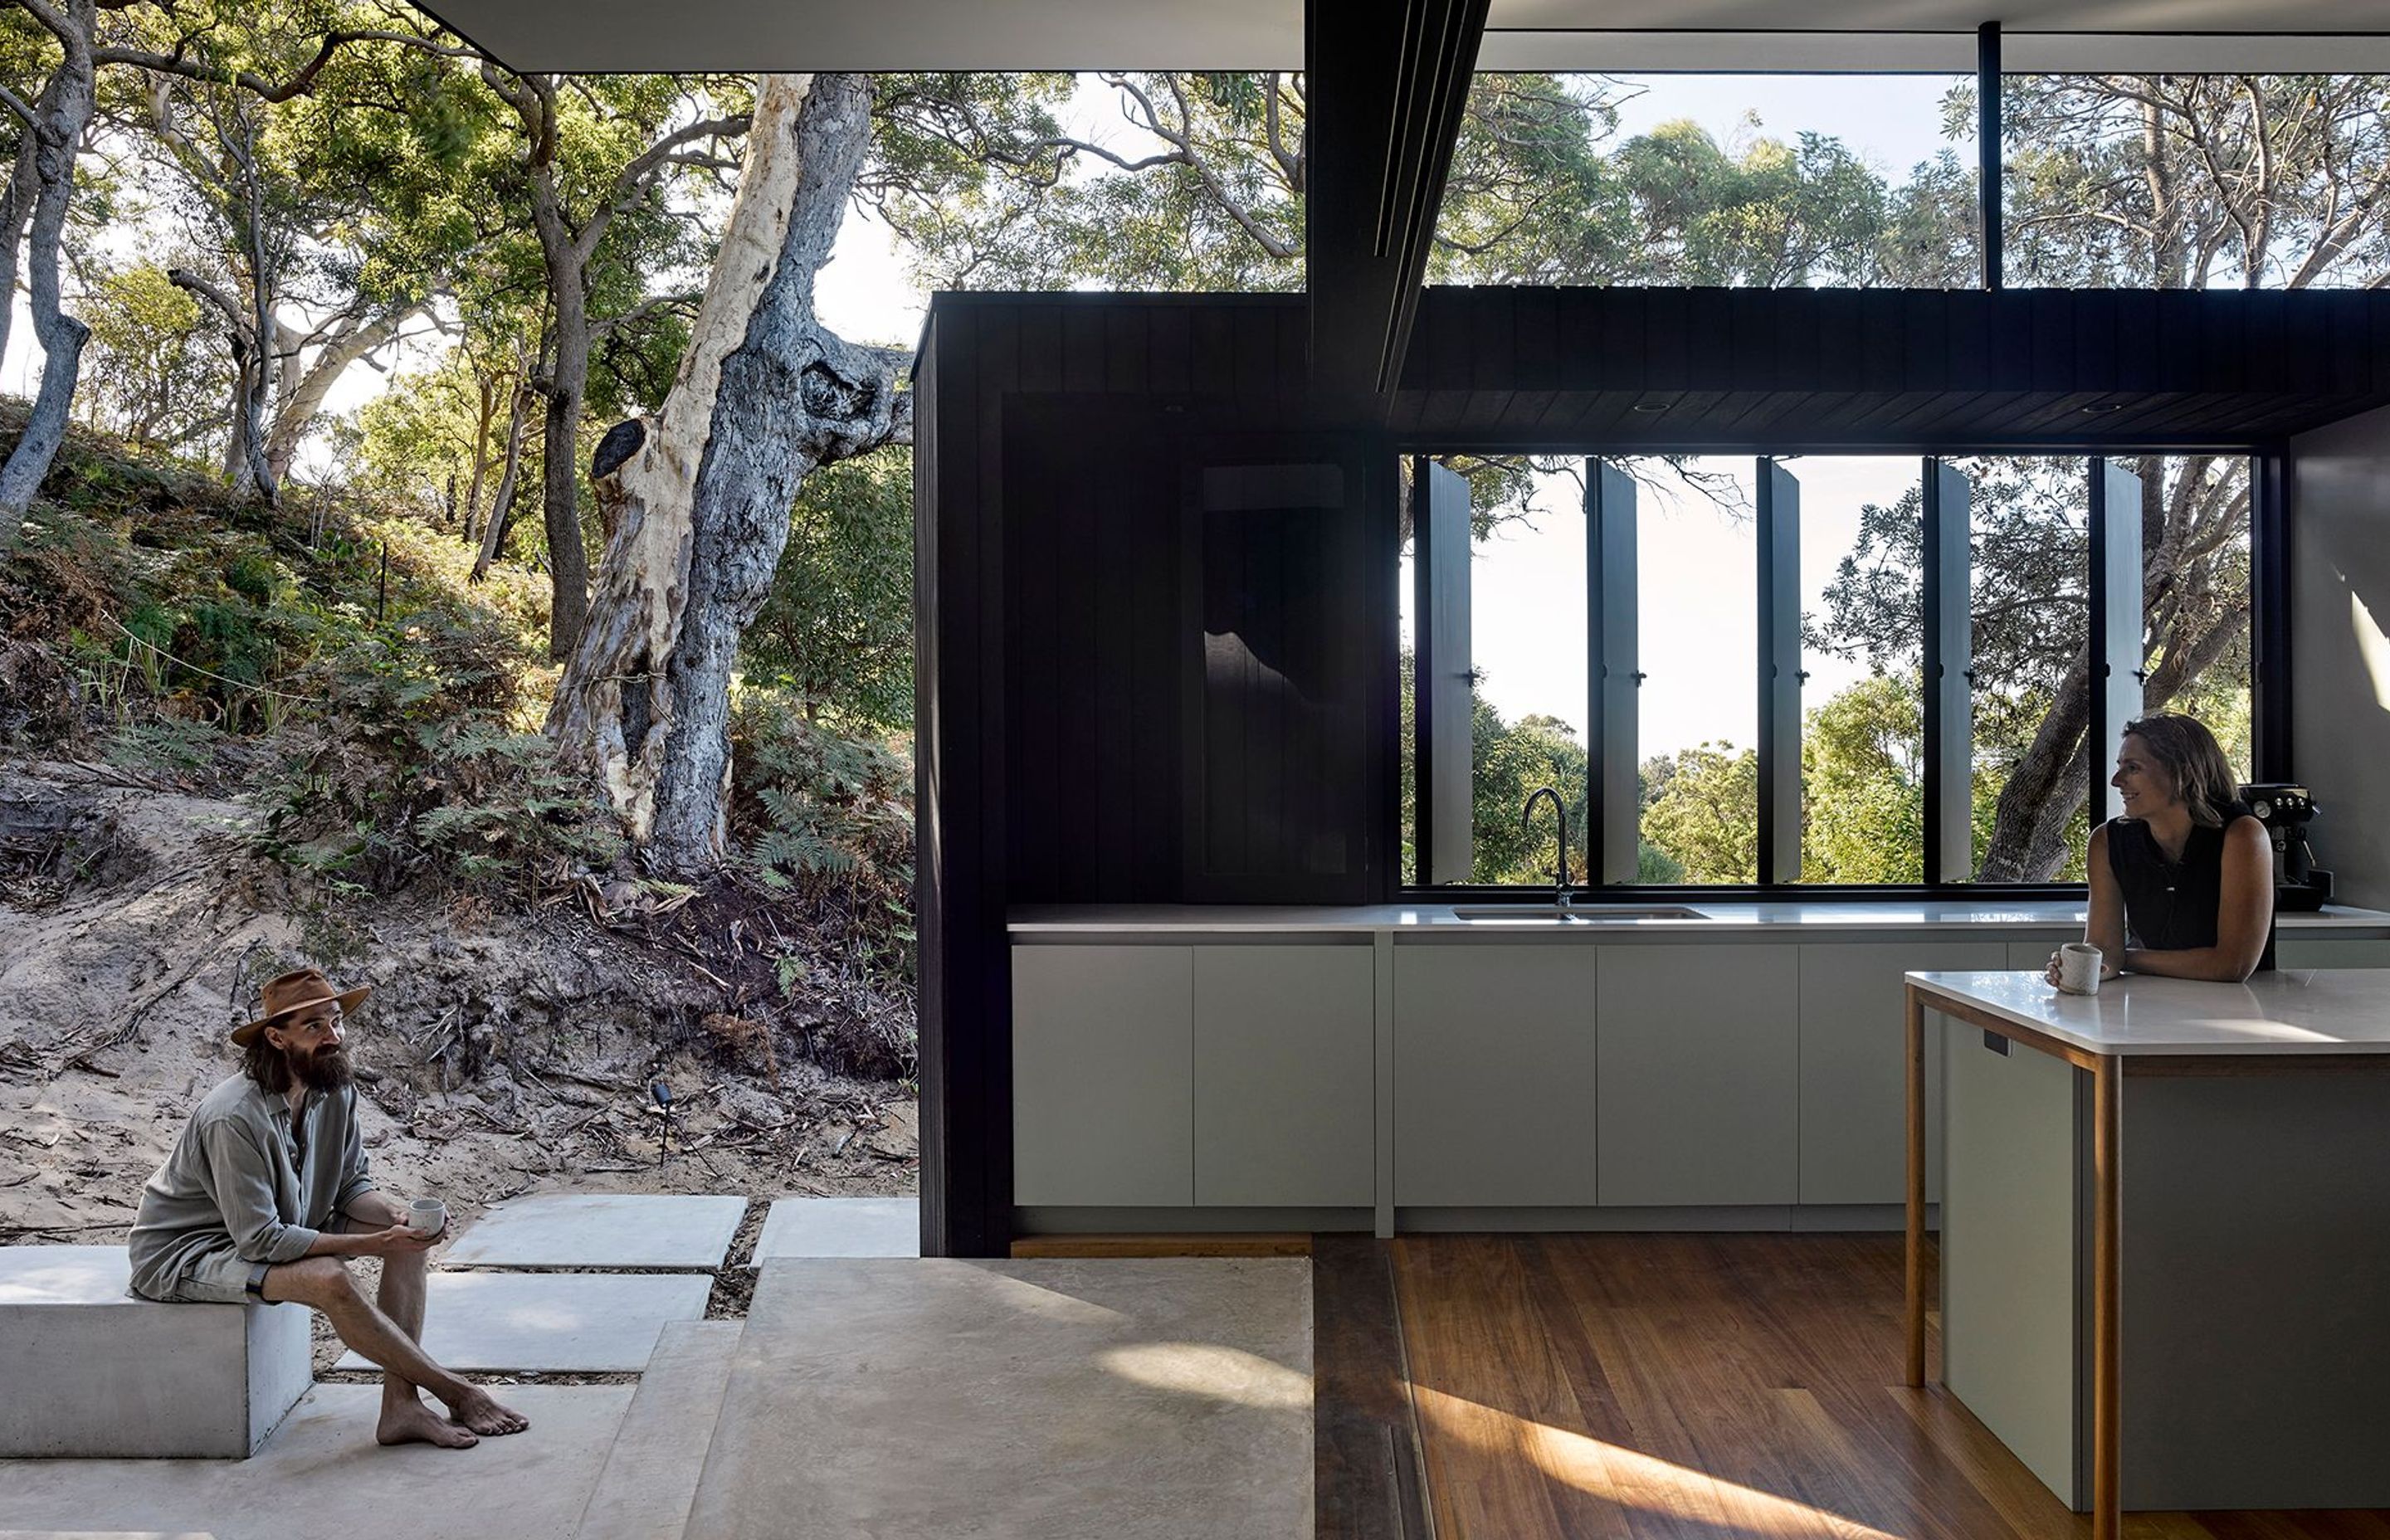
[
  {"xmin": 1597, "ymin": 944, "xmax": 1799, "ymax": 1206},
  {"xmin": 2008, "ymin": 941, "xmax": 2066, "ymax": 971},
  {"xmin": 1393, "ymin": 944, "xmax": 1597, "ymax": 1206},
  {"xmin": 1193, "ymin": 945, "xmax": 1375, "ymax": 1206},
  {"xmin": 2275, "ymin": 938, "xmax": 2390, "ymax": 967},
  {"xmin": 1798, "ymin": 941, "xmax": 2005, "ymax": 1205},
  {"xmin": 1012, "ymin": 945, "xmax": 1193, "ymax": 1206}
]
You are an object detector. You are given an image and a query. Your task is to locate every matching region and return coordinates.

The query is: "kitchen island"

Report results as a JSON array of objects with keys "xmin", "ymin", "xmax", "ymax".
[{"xmin": 1905, "ymin": 969, "xmax": 2390, "ymax": 1538}]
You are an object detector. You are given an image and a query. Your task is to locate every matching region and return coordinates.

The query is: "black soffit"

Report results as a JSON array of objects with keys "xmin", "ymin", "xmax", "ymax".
[
  {"xmin": 924, "ymin": 285, "xmax": 2390, "ymax": 449},
  {"xmin": 1388, "ymin": 285, "xmax": 2390, "ymax": 449}
]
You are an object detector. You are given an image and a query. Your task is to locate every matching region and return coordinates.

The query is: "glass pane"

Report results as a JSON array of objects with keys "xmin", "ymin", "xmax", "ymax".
[
  {"xmin": 2136, "ymin": 454, "xmax": 2253, "ymax": 782},
  {"xmin": 2003, "ymin": 76, "xmax": 2390, "ymax": 290},
  {"xmin": 1792, "ymin": 456, "xmax": 1924, "ymax": 883},
  {"xmin": 1468, "ymin": 465, "xmax": 1589, "ymax": 885},
  {"xmin": 1433, "ymin": 71, "xmax": 1976, "ymax": 286},
  {"xmin": 1955, "ymin": 456, "xmax": 2090, "ymax": 881},
  {"xmin": 1635, "ymin": 457, "xmax": 1759, "ymax": 883}
]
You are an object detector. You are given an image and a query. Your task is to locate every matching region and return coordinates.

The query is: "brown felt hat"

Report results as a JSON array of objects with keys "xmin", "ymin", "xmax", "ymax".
[{"xmin": 232, "ymin": 967, "xmax": 371, "ymax": 1048}]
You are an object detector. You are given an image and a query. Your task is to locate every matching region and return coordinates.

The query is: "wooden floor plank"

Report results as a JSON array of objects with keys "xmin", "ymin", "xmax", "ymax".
[{"xmin": 1320, "ymin": 1232, "xmax": 2390, "ymax": 1540}]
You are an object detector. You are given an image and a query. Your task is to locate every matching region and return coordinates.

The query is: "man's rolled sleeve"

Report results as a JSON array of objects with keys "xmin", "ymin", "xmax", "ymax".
[
  {"xmin": 334, "ymin": 1087, "xmax": 376, "ymax": 1213},
  {"xmin": 199, "ymin": 1117, "xmax": 319, "ymax": 1264}
]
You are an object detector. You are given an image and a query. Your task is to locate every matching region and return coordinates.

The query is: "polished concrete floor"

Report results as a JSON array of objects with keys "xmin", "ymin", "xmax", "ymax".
[
  {"xmin": 0, "ymin": 1384, "xmax": 633, "ymax": 1540},
  {"xmin": 685, "ymin": 1256, "xmax": 1314, "ymax": 1540},
  {"xmin": 0, "ymin": 1250, "xmax": 1315, "ymax": 1540}
]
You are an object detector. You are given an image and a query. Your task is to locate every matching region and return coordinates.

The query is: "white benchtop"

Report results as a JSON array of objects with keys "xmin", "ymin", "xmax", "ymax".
[
  {"xmin": 1907, "ymin": 968, "xmax": 2390, "ymax": 1056},
  {"xmin": 1008, "ymin": 901, "xmax": 2390, "ymax": 936}
]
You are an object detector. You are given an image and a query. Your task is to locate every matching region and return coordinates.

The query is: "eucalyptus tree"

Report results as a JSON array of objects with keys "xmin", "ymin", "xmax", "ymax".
[
  {"xmin": 474, "ymin": 65, "xmax": 749, "ymax": 657},
  {"xmin": 0, "ymin": 0, "xmax": 466, "ymax": 516},
  {"xmin": 111, "ymin": 2, "xmax": 488, "ymax": 502},
  {"xmin": 0, "ymin": 0, "xmax": 104, "ymax": 521},
  {"xmin": 548, "ymin": 74, "xmax": 910, "ymax": 875}
]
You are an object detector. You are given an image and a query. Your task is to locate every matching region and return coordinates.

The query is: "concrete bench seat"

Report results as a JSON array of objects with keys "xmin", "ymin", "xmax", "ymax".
[{"xmin": 0, "ymin": 1245, "xmax": 311, "ymax": 1459}]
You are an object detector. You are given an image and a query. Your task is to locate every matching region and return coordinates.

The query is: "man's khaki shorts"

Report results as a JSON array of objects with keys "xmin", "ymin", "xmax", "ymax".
[
  {"xmin": 155, "ymin": 1213, "xmax": 371, "ymax": 1304},
  {"xmin": 157, "ymin": 1245, "xmax": 272, "ymax": 1305}
]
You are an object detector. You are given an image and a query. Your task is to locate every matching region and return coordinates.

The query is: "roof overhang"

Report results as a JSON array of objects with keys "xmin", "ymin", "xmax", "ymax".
[{"xmin": 421, "ymin": 0, "xmax": 2390, "ymax": 75}]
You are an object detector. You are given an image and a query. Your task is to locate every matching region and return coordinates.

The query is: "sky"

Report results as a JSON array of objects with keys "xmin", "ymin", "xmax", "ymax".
[{"xmin": 5, "ymin": 67, "xmax": 1972, "ymax": 763}]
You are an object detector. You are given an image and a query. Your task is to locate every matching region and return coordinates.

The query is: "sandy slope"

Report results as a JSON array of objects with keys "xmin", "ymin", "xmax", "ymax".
[{"xmin": 0, "ymin": 760, "xmax": 918, "ymax": 1261}]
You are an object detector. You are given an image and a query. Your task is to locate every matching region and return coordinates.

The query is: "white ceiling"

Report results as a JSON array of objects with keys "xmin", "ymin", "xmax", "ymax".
[{"xmin": 417, "ymin": 0, "xmax": 2390, "ymax": 74}]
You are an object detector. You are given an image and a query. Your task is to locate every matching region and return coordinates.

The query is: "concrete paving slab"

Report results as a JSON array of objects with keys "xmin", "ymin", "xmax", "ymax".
[
  {"xmin": 438, "ymin": 1193, "xmax": 745, "ymax": 1270},
  {"xmin": 749, "ymin": 1196, "xmax": 919, "ymax": 1262},
  {"xmin": 574, "ymin": 1321, "xmax": 743, "ymax": 1540},
  {"xmin": 0, "ymin": 1385, "xmax": 630, "ymax": 1540},
  {"xmin": 688, "ymin": 1257, "xmax": 1314, "ymax": 1539},
  {"xmin": 334, "ymin": 1273, "xmax": 710, "ymax": 1373}
]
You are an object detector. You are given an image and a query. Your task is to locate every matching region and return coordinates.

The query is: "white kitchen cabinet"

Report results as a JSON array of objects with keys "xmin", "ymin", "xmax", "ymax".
[
  {"xmin": 1392, "ymin": 943, "xmax": 1597, "ymax": 1206},
  {"xmin": 1597, "ymin": 943, "xmax": 1800, "ymax": 1206},
  {"xmin": 1798, "ymin": 940, "xmax": 2006, "ymax": 1204},
  {"xmin": 1012, "ymin": 944, "xmax": 1193, "ymax": 1206},
  {"xmin": 1193, "ymin": 944, "xmax": 1375, "ymax": 1206},
  {"xmin": 2274, "ymin": 937, "xmax": 2390, "ymax": 967},
  {"xmin": 2008, "ymin": 941, "xmax": 2066, "ymax": 971}
]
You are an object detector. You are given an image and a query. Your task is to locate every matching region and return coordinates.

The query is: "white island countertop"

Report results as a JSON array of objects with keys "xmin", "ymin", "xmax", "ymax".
[
  {"xmin": 1009, "ymin": 901, "xmax": 2390, "ymax": 936},
  {"xmin": 1907, "ymin": 968, "xmax": 2390, "ymax": 1056}
]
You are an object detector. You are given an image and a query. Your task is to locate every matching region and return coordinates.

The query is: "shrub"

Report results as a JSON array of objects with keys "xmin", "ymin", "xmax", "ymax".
[{"xmin": 729, "ymin": 688, "xmax": 915, "ymax": 986}]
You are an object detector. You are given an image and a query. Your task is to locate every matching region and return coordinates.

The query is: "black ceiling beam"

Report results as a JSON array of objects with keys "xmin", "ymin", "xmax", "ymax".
[{"xmin": 1305, "ymin": 0, "xmax": 1490, "ymax": 423}]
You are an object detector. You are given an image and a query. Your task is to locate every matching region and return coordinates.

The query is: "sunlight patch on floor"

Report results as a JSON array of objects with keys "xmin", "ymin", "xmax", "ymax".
[
  {"xmin": 1412, "ymin": 1383, "xmax": 1904, "ymax": 1538},
  {"xmin": 1097, "ymin": 1340, "xmax": 1313, "ymax": 1411}
]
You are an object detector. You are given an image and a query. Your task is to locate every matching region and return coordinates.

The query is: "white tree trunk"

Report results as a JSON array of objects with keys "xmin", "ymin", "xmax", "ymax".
[
  {"xmin": 546, "ymin": 72, "xmax": 910, "ymax": 874},
  {"xmin": 262, "ymin": 305, "xmax": 420, "ymax": 485},
  {"xmin": 0, "ymin": 0, "xmax": 97, "ymax": 520}
]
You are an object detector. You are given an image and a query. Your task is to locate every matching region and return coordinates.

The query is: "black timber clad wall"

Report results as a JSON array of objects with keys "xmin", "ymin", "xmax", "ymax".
[
  {"xmin": 915, "ymin": 294, "xmax": 1385, "ymax": 1255},
  {"xmin": 1002, "ymin": 400, "xmax": 1183, "ymax": 904}
]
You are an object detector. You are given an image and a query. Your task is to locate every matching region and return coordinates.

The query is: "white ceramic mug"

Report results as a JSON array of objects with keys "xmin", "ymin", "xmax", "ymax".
[
  {"xmin": 408, "ymin": 1197, "xmax": 447, "ymax": 1237},
  {"xmin": 2057, "ymin": 942, "xmax": 2104, "ymax": 996}
]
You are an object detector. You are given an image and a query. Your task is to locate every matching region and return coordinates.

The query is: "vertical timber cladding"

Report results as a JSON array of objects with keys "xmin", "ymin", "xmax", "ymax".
[
  {"xmin": 1184, "ymin": 446, "xmax": 1386, "ymax": 902},
  {"xmin": 917, "ymin": 293, "xmax": 1395, "ymax": 1255}
]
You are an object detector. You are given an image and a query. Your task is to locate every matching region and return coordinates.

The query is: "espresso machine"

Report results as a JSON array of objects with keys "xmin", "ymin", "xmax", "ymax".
[{"xmin": 2238, "ymin": 783, "xmax": 2334, "ymax": 911}]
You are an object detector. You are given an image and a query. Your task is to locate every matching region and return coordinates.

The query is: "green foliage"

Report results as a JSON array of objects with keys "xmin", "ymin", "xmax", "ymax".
[
  {"xmin": 1, "ymin": 412, "xmax": 587, "ymax": 894},
  {"xmin": 1642, "ymin": 743, "xmax": 1759, "ymax": 884},
  {"xmin": 729, "ymin": 691, "xmax": 915, "ymax": 982},
  {"xmin": 250, "ymin": 617, "xmax": 620, "ymax": 891},
  {"xmin": 744, "ymin": 446, "xmax": 914, "ymax": 731},
  {"xmin": 1471, "ymin": 703, "xmax": 1589, "ymax": 886},
  {"xmin": 72, "ymin": 261, "xmax": 233, "ymax": 458},
  {"xmin": 1800, "ymin": 675, "xmax": 1924, "ymax": 884}
]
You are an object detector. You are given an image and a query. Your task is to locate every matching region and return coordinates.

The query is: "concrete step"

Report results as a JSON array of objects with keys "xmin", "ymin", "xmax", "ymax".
[{"xmin": 573, "ymin": 1319, "xmax": 745, "ymax": 1540}]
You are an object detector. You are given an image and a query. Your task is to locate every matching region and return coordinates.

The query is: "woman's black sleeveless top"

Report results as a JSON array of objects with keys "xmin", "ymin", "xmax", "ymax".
[{"xmin": 2106, "ymin": 799, "xmax": 2266, "ymax": 960}]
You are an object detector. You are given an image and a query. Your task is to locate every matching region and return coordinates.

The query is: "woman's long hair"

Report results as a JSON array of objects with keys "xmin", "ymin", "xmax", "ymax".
[{"xmin": 2121, "ymin": 712, "xmax": 2240, "ymax": 828}]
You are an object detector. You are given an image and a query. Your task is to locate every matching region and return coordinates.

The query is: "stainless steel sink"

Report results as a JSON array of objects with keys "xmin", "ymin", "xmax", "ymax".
[{"xmin": 1449, "ymin": 904, "xmax": 1707, "ymax": 923}]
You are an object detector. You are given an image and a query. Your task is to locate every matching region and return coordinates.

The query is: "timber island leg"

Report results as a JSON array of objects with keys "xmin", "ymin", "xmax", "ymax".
[
  {"xmin": 2092, "ymin": 1055, "xmax": 2121, "ymax": 1540},
  {"xmin": 1905, "ymin": 983, "xmax": 1926, "ymax": 1388}
]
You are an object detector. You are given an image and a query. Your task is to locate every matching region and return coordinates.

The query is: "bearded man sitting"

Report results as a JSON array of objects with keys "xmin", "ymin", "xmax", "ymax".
[{"xmin": 127, "ymin": 967, "xmax": 528, "ymax": 1450}]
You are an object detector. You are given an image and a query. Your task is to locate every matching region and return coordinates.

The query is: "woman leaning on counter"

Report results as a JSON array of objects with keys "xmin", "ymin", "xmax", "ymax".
[{"xmin": 2047, "ymin": 711, "xmax": 2276, "ymax": 987}]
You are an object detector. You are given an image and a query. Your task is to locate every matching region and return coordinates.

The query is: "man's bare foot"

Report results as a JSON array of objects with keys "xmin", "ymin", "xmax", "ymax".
[
  {"xmin": 447, "ymin": 1386, "xmax": 529, "ymax": 1437},
  {"xmin": 378, "ymin": 1400, "xmax": 479, "ymax": 1450}
]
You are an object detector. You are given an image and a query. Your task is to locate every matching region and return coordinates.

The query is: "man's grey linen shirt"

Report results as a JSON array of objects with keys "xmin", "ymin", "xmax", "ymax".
[{"xmin": 128, "ymin": 1073, "xmax": 375, "ymax": 1299}]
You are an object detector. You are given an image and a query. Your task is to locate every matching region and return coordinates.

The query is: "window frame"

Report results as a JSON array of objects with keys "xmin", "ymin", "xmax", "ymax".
[{"xmin": 1400, "ymin": 441, "xmax": 2280, "ymax": 899}]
